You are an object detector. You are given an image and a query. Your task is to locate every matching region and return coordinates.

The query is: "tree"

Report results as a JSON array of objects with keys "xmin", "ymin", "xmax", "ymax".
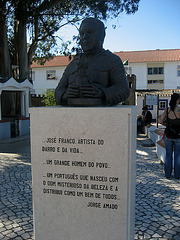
[
  {"xmin": 0, "ymin": 0, "xmax": 140, "ymax": 81},
  {"xmin": 43, "ymin": 89, "xmax": 57, "ymax": 106},
  {"xmin": 0, "ymin": 1, "xmax": 12, "ymax": 79}
]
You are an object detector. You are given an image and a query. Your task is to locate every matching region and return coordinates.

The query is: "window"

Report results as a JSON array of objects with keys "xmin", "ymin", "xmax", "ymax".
[
  {"xmin": 129, "ymin": 82, "xmax": 133, "ymax": 88},
  {"xmin": 148, "ymin": 67, "xmax": 164, "ymax": 75},
  {"xmin": 46, "ymin": 70, "xmax": 56, "ymax": 80},
  {"xmin": 148, "ymin": 80, "xmax": 164, "ymax": 84},
  {"xmin": 177, "ymin": 65, "xmax": 180, "ymax": 77},
  {"xmin": 159, "ymin": 67, "xmax": 164, "ymax": 74},
  {"xmin": 159, "ymin": 101, "xmax": 166, "ymax": 109},
  {"xmin": 153, "ymin": 68, "xmax": 158, "ymax": 74},
  {"xmin": 159, "ymin": 100, "xmax": 168, "ymax": 110},
  {"xmin": 148, "ymin": 68, "xmax": 152, "ymax": 74}
]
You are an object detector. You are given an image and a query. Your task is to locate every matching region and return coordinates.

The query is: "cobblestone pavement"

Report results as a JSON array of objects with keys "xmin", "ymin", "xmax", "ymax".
[
  {"xmin": 0, "ymin": 134, "xmax": 180, "ymax": 240},
  {"xmin": 0, "ymin": 136, "xmax": 34, "ymax": 240},
  {"xmin": 135, "ymin": 134, "xmax": 180, "ymax": 240}
]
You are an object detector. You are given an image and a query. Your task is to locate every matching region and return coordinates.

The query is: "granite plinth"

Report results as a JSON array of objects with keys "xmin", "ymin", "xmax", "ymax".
[
  {"xmin": 67, "ymin": 97, "xmax": 102, "ymax": 106},
  {"xmin": 30, "ymin": 106, "xmax": 136, "ymax": 240}
]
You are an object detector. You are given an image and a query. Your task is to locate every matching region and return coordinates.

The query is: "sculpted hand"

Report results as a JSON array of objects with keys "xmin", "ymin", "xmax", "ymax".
[
  {"xmin": 80, "ymin": 84, "xmax": 103, "ymax": 98},
  {"xmin": 62, "ymin": 85, "xmax": 79, "ymax": 100}
]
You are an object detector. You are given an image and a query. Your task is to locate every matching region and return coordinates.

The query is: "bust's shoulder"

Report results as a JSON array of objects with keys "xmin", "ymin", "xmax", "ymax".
[
  {"xmin": 65, "ymin": 54, "xmax": 82, "ymax": 69},
  {"xmin": 67, "ymin": 54, "xmax": 82, "ymax": 64},
  {"xmin": 63, "ymin": 56, "xmax": 78, "ymax": 75},
  {"xmin": 73, "ymin": 53, "xmax": 83, "ymax": 60},
  {"xmin": 102, "ymin": 50, "xmax": 123, "ymax": 62}
]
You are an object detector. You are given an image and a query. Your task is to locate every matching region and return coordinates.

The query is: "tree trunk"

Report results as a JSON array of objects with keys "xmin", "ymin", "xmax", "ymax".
[
  {"xmin": 28, "ymin": 17, "xmax": 39, "ymax": 70},
  {"xmin": 14, "ymin": 20, "xmax": 19, "ymax": 66},
  {"xmin": 0, "ymin": 12, "xmax": 11, "ymax": 79},
  {"xmin": 18, "ymin": 20, "xmax": 28, "ymax": 81}
]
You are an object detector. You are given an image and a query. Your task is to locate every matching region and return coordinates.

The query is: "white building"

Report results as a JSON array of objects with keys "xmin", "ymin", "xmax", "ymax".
[
  {"xmin": 31, "ymin": 49, "xmax": 180, "ymax": 121},
  {"xmin": 31, "ymin": 49, "xmax": 180, "ymax": 95},
  {"xmin": 117, "ymin": 49, "xmax": 180, "ymax": 90}
]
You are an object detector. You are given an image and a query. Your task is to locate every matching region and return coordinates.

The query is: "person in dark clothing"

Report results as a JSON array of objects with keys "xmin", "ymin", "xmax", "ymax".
[
  {"xmin": 142, "ymin": 105, "xmax": 152, "ymax": 126},
  {"xmin": 160, "ymin": 93, "xmax": 180, "ymax": 179},
  {"xmin": 137, "ymin": 105, "xmax": 152, "ymax": 133}
]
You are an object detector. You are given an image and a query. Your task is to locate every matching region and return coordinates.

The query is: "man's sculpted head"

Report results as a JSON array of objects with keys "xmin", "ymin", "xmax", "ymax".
[{"xmin": 79, "ymin": 18, "xmax": 106, "ymax": 54}]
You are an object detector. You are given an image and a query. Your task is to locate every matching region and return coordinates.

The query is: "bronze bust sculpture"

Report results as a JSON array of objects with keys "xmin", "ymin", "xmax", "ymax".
[{"xmin": 55, "ymin": 18, "xmax": 130, "ymax": 107}]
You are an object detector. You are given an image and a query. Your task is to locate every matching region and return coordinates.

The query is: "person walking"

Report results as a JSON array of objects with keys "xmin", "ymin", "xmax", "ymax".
[{"xmin": 160, "ymin": 93, "xmax": 180, "ymax": 179}]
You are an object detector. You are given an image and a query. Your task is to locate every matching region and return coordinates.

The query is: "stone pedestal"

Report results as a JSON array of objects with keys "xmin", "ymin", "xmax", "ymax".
[{"xmin": 30, "ymin": 106, "xmax": 136, "ymax": 240}]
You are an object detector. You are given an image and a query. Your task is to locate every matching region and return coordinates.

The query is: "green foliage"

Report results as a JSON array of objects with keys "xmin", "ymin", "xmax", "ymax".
[
  {"xmin": 1, "ymin": 0, "xmax": 140, "ymax": 73},
  {"xmin": 43, "ymin": 89, "xmax": 57, "ymax": 106}
]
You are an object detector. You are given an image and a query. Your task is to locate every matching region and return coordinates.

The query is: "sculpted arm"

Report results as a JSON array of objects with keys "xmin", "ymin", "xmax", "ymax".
[
  {"xmin": 102, "ymin": 55, "xmax": 130, "ymax": 106},
  {"xmin": 55, "ymin": 65, "xmax": 79, "ymax": 105},
  {"xmin": 55, "ymin": 69, "xmax": 68, "ymax": 105}
]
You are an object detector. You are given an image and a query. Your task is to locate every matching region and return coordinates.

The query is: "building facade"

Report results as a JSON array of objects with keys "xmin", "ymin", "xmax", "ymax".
[
  {"xmin": 31, "ymin": 49, "xmax": 180, "ymax": 95},
  {"xmin": 30, "ymin": 49, "xmax": 180, "ymax": 120}
]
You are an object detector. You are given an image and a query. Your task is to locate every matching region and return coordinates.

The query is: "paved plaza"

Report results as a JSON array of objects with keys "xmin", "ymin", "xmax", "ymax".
[{"xmin": 0, "ymin": 134, "xmax": 180, "ymax": 240}]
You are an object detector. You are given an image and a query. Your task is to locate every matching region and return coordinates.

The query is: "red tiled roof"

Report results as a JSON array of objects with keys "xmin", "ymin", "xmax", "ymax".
[
  {"xmin": 115, "ymin": 49, "xmax": 180, "ymax": 63},
  {"xmin": 31, "ymin": 49, "xmax": 180, "ymax": 68},
  {"xmin": 31, "ymin": 55, "xmax": 72, "ymax": 68}
]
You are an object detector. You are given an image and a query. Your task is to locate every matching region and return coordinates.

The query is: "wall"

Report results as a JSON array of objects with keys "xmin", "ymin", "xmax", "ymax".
[
  {"xmin": 130, "ymin": 61, "xmax": 180, "ymax": 90},
  {"xmin": 0, "ymin": 121, "xmax": 11, "ymax": 139},
  {"xmin": 130, "ymin": 63, "xmax": 147, "ymax": 89},
  {"xmin": 19, "ymin": 118, "xmax": 30, "ymax": 136},
  {"xmin": 164, "ymin": 61, "xmax": 180, "ymax": 89},
  {"xmin": 32, "ymin": 66, "xmax": 65, "ymax": 95}
]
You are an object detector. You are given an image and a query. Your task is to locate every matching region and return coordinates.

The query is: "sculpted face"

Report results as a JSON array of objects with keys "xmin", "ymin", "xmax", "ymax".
[{"xmin": 79, "ymin": 21, "xmax": 102, "ymax": 54}]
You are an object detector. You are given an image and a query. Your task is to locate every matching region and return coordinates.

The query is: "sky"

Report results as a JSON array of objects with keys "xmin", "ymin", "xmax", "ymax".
[{"xmin": 59, "ymin": 0, "xmax": 180, "ymax": 53}]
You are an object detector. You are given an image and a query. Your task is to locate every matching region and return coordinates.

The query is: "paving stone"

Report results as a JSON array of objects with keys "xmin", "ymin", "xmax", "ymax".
[
  {"xmin": 139, "ymin": 226, "xmax": 147, "ymax": 231},
  {"xmin": 0, "ymin": 227, "xmax": 6, "ymax": 233},
  {"xmin": 1, "ymin": 230, "xmax": 13, "ymax": 236},
  {"xmin": 0, "ymin": 233, "xmax": 4, "ymax": 239},
  {"xmin": 144, "ymin": 233, "xmax": 152, "ymax": 238},
  {"xmin": 149, "ymin": 225, "xmax": 157, "ymax": 231},
  {"xmin": 174, "ymin": 235, "xmax": 180, "ymax": 240},
  {"xmin": 173, "ymin": 226, "xmax": 180, "ymax": 232},
  {"xmin": 146, "ymin": 229, "xmax": 154, "ymax": 234},
  {"xmin": 6, "ymin": 232, "xmax": 18, "ymax": 238},
  {"xmin": 21, "ymin": 233, "xmax": 31, "ymax": 239},
  {"xmin": 2, "ymin": 237, "xmax": 11, "ymax": 240},
  {"xmin": 163, "ymin": 233, "xmax": 175, "ymax": 239},
  {"xmin": 17, "ymin": 230, "xmax": 26, "ymax": 236},
  {"xmin": 167, "ymin": 229, "xmax": 178, "ymax": 235},
  {"xmin": 14, "ymin": 227, "xmax": 23, "ymax": 232}
]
